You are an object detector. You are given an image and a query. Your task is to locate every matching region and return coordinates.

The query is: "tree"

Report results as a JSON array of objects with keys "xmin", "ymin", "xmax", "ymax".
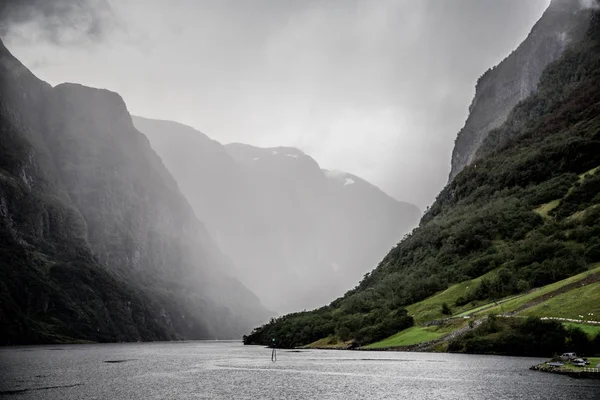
[
  {"xmin": 337, "ymin": 326, "xmax": 351, "ymax": 342},
  {"xmin": 567, "ymin": 327, "xmax": 592, "ymax": 356},
  {"xmin": 441, "ymin": 303, "xmax": 452, "ymax": 316}
]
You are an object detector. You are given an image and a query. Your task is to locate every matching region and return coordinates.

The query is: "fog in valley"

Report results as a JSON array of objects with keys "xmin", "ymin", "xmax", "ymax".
[
  {"xmin": 1, "ymin": 0, "xmax": 550, "ymax": 208},
  {"xmin": 1, "ymin": 0, "xmax": 551, "ymax": 316}
]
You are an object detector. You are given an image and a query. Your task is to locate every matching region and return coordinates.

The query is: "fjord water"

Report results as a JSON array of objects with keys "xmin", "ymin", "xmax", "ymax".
[{"xmin": 1, "ymin": 342, "xmax": 599, "ymax": 399}]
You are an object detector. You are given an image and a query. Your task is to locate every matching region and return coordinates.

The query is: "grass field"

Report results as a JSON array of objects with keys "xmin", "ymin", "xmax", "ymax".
[
  {"xmin": 561, "ymin": 322, "xmax": 600, "ymax": 338},
  {"xmin": 520, "ymin": 281, "xmax": 600, "ymax": 321},
  {"xmin": 363, "ymin": 326, "xmax": 446, "ymax": 349},
  {"xmin": 303, "ymin": 336, "xmax": 351, "ymax": 349},
  {"xmin": 364, "ymin": 320, "xmax": 466, "ymax": 349},
  {"xmin": 587, "ymin": 357, "xmax": 600, "ymax": 366},
  {"xmin": 408, "ymin": 263, "xmax": 599, "ymax": 323},
  {"xmin": 535, "ymin": 199, "xmax": 561, "ymax": 219},
  {"xmin": 454, "ymin": 294, "xmax": 523, "ymax": 318},
  {"xmin": 364, "ymin": 263, "xmax": 600, "ymax": 351},
  {"xmin": 406, "ymin": 269, "xmax": 498, "ymax": 323},
  {"xmin": 534, "ymin": 166, "xmax": 598, "ymax": 220},
  {"xmin": 473, "ymin": 264, "xmax": 600, "ymax": 317}
]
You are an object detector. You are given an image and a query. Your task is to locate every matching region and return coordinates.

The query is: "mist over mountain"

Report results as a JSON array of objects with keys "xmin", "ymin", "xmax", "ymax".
[
  {"xmin": 0, "ymin": 39, "xmax": 268, "ymax": 344},
  {"xmin": 133, "ymin": 117, "xmax": 420, "ymax": 313},
  {"xmin": 450, "ymin": 0, "xmax": 592, "ymax": 180},
  {"xmin": 0, "ymin": 0, "xmax": 554, "ymax": 210}
]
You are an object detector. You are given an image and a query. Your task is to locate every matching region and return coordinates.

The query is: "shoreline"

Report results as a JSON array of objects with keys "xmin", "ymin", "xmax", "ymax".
[{"xmin": 530, "ymin": 363, "xmax": 600, "ymax": 379}]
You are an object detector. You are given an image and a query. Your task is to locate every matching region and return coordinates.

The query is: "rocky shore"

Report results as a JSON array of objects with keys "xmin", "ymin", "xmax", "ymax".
[{"xmin": 530, "ymin": 363, "xmax": 600, "ymax": 379}]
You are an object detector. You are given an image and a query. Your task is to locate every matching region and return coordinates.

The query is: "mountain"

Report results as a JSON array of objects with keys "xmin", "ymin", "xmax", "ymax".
[
  {"xmin": 0, "ymin": 39, "xmax": 268, "ymax": 344},
  {"xmin": 132, "ymin": 116, "xmax": 421, "ymax": 313},
  {"xmin": 449, "ymin": 0, "xmax": 592, "ymax": 180},
  {"xmin": 243, "ymin": 2, "xmax": 600, "ymax": 349}
]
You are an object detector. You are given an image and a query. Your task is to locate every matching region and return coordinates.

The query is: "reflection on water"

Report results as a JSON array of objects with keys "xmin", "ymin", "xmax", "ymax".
[{"xmin": 1, "ymin": 341, "xmax": 599, "ymax": 399}]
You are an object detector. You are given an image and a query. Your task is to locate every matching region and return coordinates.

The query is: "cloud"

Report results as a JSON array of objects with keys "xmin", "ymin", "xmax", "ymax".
[
  {"xmin": 0, "ymin": 0, "xmax": 118, "ymax": 46},
  {"xmin": 1, "ymin": 0, "xmax": 551, "ymax": 208},
  {"xmin": 579, "ymin": 0, "xmax": 600, "ymax": 9}
]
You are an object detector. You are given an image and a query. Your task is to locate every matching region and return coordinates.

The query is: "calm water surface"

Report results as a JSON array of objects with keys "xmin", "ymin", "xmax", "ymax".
[{"xmin": 1, "ymin": 341, "xmax": 599, "ymax": 399}]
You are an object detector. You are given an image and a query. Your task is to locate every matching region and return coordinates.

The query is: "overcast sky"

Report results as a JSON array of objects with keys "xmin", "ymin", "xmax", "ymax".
[{"xmin": 1, "ymin": 0, "xmax": 551, "ymax": 208}]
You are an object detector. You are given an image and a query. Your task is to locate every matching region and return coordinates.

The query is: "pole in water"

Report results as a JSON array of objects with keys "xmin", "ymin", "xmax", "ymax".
[{"xmin": 271, "ymin": 338, "xmax": 277, "ymax": 362}]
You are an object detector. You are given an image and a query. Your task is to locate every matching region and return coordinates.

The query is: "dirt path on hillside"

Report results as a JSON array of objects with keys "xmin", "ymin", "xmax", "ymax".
[{"xmin": 506, "ymin": 273, "xmax": 600, "ymax": 315}]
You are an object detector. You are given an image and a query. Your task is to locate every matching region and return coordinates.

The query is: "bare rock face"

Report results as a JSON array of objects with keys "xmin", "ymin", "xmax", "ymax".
[
  {"xmin": 449, "ymin": 0, "xmax": 593, "ymax": 180},
  {"xmin": 0, "ymin": 39, "xmax": 268, "ymax": 344}
]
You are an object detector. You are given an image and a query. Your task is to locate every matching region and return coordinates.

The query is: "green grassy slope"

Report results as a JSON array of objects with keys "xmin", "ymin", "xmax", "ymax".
[
  {"xmin": 406, "ymin": 264, "xmax": 599, "ymax": 322},
  {"xmin": 405, "ymin": 269, "xmax": 499, "ymax": 323},
  {"xmin": 364, "ymin": 326, "xmax": 445, "ymax": 349},
  {"xmin": 520, "ymin": 282, "xmax": 600, "ymax": 319},
  {"xmin": 244, "ymin": 10, "xmax": 600, "ymax": 350},
  {"xmin": 535, "ymin": 165, "xmax": 600, "ymax": 220},
  {"xmin": 561, "ymin": 323, "xmax": 600, "ymax": 338},
  {"xmin": 301, "ymin": 336, "xmax": 353, "ymax": 349},
  {"xmin": 475, "ymin": 264, "xmax": 600, "ymax": 317},
  {"xmin": 364, "ymin": 322, "xmax": 466, "ymax": 350},
  {"xmin": 365, "ymin": 264, "xmax": 600, "ymax": 349}
]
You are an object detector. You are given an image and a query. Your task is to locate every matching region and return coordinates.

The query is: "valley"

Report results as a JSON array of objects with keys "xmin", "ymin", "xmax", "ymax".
[
  {"xmin": 132, "ymin": 117, "xmax": 420, "ymax": 313},
  {"xmin": 2, "ymin": 1, "xmax": 600, "ymax": 398},
  {"xmin": 0, "ymin": 0, "xmax": 598, "ymax": 364},
  {"xmin": 243, "ymin": 1, "xmax": 600, "ymax": 357}
]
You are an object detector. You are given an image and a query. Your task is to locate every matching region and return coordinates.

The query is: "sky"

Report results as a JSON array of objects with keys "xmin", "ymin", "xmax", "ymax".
[{"xmin": 0, "ymin": 0, "xmax": 551, "ymax": 208}]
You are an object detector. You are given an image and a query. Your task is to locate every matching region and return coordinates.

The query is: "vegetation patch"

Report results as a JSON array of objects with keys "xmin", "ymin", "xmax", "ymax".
[
  {"xmin": 406, "ymin": 269, "xmax": 498, "ymax": 323},
  {"xmin": 448, "ymin": 316, "xmax": 600, "ymax": 357},
  {"xmin": 561, "ymin": 323, "xmax": 600, "ymax": 339},
  {"xmin": 473, "ymin": 264, "xmax": 600, "ymax": 317},
  {"xmin": 365, "ymin": 321, "xmax": 465, "ymax": 350},
  {"xmin": 364, "ymin": 326, "xmax": 444, "ymax": 349},
  {"xmin": 520, "ymin": 281, "xmax": 600, "ymax": 320},
  {"xmin": 535, "ymin": 199, "xmax": 562, "ymax": 219},
  {"xmin": 578, "ymin": 165, "xmax": 600, "ymax": 182},
  {"xmin": 303, "ymin": 336, "xmax": 352, "ymax": 349}
]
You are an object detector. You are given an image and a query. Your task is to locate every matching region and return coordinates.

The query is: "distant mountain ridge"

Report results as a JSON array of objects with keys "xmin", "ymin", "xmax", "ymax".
[
  {"xmin": 449, "ymin": 0, "xmax": 593, "ymax": 180},
  {"xmin": 133, "ymin": 116, "xmax": 420, "ymax": 313},
  {"xmin": 0, "ymin": 39, "xmax": 268, "ymax": 344}
]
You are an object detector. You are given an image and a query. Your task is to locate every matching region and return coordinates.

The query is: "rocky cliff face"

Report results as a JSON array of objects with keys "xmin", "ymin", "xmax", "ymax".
[
  {"xmin": 0, "ymin": 40, "xmax": 268, "ymax": 344},
  {"xmin": 133, "ymin": 117, "xmax": 420, "ymax": 313},
  {"xmin": 449, "ymin": 0, "xmax": 592, "ymax": 180}
]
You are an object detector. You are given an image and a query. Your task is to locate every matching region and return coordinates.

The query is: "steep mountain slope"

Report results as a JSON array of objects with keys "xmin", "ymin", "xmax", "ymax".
[
  {"xmin": 449, "ymin": 0, "xmax": 591, "ymax": 180},
  {"xmin": 244, "ymin": 5, "xmax": 600, "ymax": 349},
  {"xmin": 0, "ymin": 39, "xmax": 267, "ymax": 344},
  {"xmin": 133, "ymin": 117, "xmax": 420, "ymax": 313}
]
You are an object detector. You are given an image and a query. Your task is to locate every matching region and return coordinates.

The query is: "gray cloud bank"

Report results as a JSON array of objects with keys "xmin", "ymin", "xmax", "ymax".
[
  {"xmin": 0, "ymin": 0, "xmax": 118, "ymax": 45},
  {"xmin": 1, "ymin": 0, "xmax": 551, "ymax": 208}
]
